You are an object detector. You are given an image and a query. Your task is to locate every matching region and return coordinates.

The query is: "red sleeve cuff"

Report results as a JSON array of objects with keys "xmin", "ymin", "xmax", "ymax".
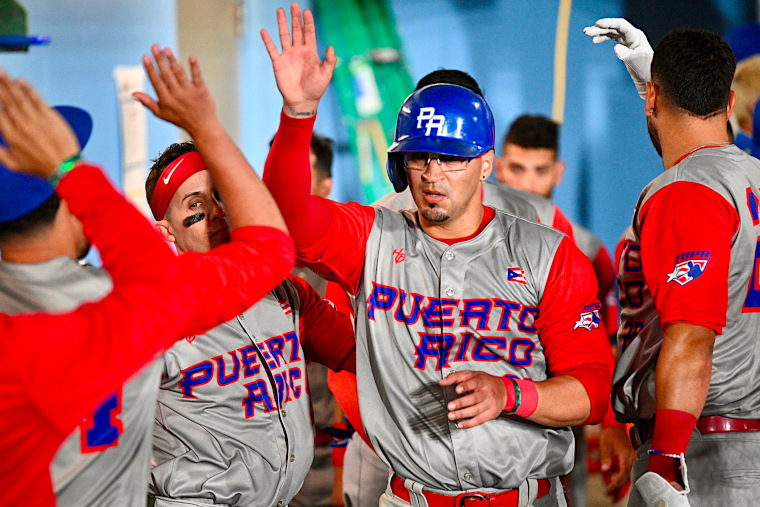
[{"xmin": 557, "ymin": 362, "xmax": 611, "ymax": 425}]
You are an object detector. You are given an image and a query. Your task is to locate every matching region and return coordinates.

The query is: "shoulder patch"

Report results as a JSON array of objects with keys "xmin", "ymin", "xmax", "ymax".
[{"xmin": 666, "ymin": 251, "xmax": 710, "ymax": 286}]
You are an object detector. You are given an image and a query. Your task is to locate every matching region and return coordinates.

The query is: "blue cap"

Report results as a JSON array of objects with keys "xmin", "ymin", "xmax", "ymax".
[
  {"xmin": 386, "ymin": 84, "xmax": 495, "ymax": 192},
  {"xmin": 0, "ymin": 106, "xmax": 92, "ymax": 223},
  {"xmin": 725, "ymin": 23, "xmax": 760, "ymax": 63}
]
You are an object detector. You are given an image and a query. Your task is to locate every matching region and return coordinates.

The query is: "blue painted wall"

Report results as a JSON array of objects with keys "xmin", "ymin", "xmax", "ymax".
[{"xmin": 0, "ymin": 0, "xmax": 179, "ymax": 185}]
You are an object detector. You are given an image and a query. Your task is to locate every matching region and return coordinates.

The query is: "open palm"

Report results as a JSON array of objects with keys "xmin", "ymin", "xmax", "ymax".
[{"xmin": 261, "ymin": 2, "xmax": 336, "ymax": 116}]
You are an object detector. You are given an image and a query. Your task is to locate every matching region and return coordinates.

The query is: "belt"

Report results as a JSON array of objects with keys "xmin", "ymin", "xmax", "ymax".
[
  {"xmin": 630, "ymin": 415, "xmax": 760, "ymax": 449},
  {"xmin": 389, "ymin": 474, "xmax": 550, "ymax": 507}
]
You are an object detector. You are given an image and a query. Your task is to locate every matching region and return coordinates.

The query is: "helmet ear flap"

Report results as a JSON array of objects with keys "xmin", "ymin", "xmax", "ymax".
[{"xmin": 386, "ymin": 153, "xmax": 408, "ymax": 193}]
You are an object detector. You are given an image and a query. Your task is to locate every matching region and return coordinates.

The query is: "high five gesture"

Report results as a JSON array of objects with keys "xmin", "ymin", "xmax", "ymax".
[{"xmin": 260, "ymin": 2, "xmax": 336, "ymax": 118}]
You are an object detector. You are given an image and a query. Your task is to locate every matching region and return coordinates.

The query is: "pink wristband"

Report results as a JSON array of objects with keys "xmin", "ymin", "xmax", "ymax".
[{"xmin": 501, "ymin": 377, "xmax": 539, "ymax": 418}]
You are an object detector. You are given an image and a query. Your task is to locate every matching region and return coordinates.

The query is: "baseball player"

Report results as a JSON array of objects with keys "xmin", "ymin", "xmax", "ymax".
[
  {"xmin": 0, "ymin": 70, "xmax": 294, "ymax": 506},
  {"xmin": 133, "ymin": 45, "xmax": 356, "ymax": 507},
  {"xmin": 587, "ymin": 20, "xmax": 760, "ymax": 507},
  {"xmin": 261, "ymin": 5, "xmax": 611, "ymax": 506}
]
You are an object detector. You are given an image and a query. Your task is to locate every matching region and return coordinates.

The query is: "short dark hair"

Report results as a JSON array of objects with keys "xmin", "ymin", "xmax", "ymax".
[
  {"xmin": 651, "ymin": 29, "xmax": 736, "ymax": 118},
  {"xmin": 0, "ymin": 193, "xmax": 61, "ymax": 242},
  {"xmin": 310, "ymin": 134, "xmax": 334, "ymax": 179},
  {"xmin": 146, "ymin": 141, "xmax": 197, "ymax": 205},
  {"xmin": 415, "ymin": 69, "xmax": 484, "ymax": 97},
  {"xmin": 503, "ymin": 114, "xmax": 559, "ymax": 153}
]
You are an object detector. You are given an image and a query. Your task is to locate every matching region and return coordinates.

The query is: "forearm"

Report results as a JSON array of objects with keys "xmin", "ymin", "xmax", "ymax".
[
  {"xmin": 263, "ymin": 112, "xmax": 331, "ymax": 247},
  {"xmin": 527, "ymin": 375, "xmax": 592, "ymax": 427},
  {"xmin": 655, "ymin": 323, "xmax": 714, "ymax": 416},
  {"xmin": 177, "ymin": 226, "xmax": 295, "ymax": 336},
  {"xmin": 187, "ymin": 119, "xmax": 287, "ymax": 233},
  {"xmin": 58, "ymin": 164, "xmax": 174, "ymax": 282}
]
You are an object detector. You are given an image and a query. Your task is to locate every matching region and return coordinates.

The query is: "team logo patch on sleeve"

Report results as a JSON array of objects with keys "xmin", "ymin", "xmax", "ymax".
[
  {"xmin": 507, "ymin": 267, "xmax": 527, "ymax": 284},
  {"xmin": 666, "ymin": 251, "xmax": 710, "ymax": 286},
  {"xmin": 574, "ymin": 303, "xmax": 601, "ymax": 331}
]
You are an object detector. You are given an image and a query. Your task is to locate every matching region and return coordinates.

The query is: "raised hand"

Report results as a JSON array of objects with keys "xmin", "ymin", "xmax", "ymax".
[
  {"xmin": 583, "ymin": 18, "xmax": 653, "ymax": 99},
  {"xmin": 260, "ymin": 2, "xmax": 337, "ymax": 117},
  {"xmin": 133, "ymin": 45, "xmax": 218, "ymax": 138},
  {"xmin": 440, "ymin": 370, "xmax": 508, "ymax": 429},
  {"xmin": 0, "ymin": 71, "xmax": 79, "ymax": 178}
]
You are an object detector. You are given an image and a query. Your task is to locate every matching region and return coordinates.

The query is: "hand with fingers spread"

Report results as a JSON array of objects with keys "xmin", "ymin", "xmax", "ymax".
[
  {"xmin": 260, "ymin": 2, "xmax": 337, "ymax": 118},
  {"xmin": 439, "ymin": 370, "xmax": 508, "ymax": 429},
  {"xmin": 132, "ymin": 45, "xmax": 218, "ymax": 138},
  {"xmin": 583, "ymin": 18, "xmax": 653, "ymax": 99},
  {"xmin": 0, "ymin": 71, "xmax": 80, "ymax": 178}
]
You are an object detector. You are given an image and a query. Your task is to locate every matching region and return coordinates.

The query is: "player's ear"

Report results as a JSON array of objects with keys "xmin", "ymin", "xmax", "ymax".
[
  {"xmin": 727, "ymin": 90, "xmax": 737, "ymax": 120},
  {"xmin": 479, "ymin": 150, "xmax": 494, "ymax": 181},
  {"xmin": 155, "ymin": 221, "xmax": 176, "ymax": 244},
  {"xmin": 554, "ymin": 160, "xmax": 565, "ymax": 186},
  {"xmin": 645, "ymin": 81, "xmax": 657, "ymax": 116}
]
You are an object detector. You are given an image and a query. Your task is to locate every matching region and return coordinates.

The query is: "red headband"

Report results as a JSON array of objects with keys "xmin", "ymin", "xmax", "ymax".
[{"xmin": 149, "ymin": 151, "xmax": 207, "ymax": 220}]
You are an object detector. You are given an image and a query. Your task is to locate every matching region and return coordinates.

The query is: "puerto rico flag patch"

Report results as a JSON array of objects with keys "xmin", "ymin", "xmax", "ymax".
[
  {"xmin": 278, "ymin": 298, "xmax": 293, "ymax": 316},
  {"xmin": 666, "ymin": 251, "xmax": 709, "ymax": 286},
  {"xmin": 507, "ymin": 267, "xmax": 527, "ymax": 284},
  {"xmin": 574, "ymin": 303, "xmax": 601, "ymax": 331}
]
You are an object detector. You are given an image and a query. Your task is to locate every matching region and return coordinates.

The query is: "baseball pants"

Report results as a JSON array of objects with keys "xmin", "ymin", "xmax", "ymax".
[
  {"xmin": 343, "ymin": 434, "xmax": 390, "ymax": 507},
  {"xmin": 378, "ymin": 476, "xmax": 566, "ymax": 507}
]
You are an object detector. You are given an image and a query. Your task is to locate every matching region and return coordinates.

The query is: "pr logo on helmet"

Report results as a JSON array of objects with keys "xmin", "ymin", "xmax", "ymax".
[{"xmin": 416, "ymin": 107, "xmax": 462, "ymax": 138}]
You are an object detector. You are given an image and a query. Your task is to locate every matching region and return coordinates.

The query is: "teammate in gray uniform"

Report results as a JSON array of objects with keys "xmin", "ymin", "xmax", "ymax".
[
  {"xmin": 588, "ymin": 21, "xmax": 760, "ymax": 507},
  {"xmin": 133, "ymin": 45, "xmax": 356, "ymax": 507},
  {"xmin": 0, "ymin": 106, "xmax": 166, "ymax": 507},
  {"xmin": 261, "ymin": 5, "xmax": 612, "ymax": 507}
]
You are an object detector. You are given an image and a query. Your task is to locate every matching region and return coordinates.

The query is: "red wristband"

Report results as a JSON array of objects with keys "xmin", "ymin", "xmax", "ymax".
[
  {"xmin": 648, "ymin": 409, "xmax": 697, "ymax": 483},
  {"xmin": 501, "ymin": 377, "xmax": 538, "ymax": 418}
]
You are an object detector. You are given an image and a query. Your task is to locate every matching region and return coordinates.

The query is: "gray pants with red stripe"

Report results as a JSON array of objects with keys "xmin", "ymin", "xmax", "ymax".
[
  {"xmin": 378, "ymin": 476, "xmax": 566, "ymax": 507},
  {"xmin": 629, "ymin": 428, "xmax": 760, "ymax": 507}
]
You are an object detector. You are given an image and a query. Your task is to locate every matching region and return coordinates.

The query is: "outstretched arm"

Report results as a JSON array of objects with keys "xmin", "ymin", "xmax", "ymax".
[
  {"xmin": 584, "ymin": 18, "xmax": 653, "ymax": 100},
  {"xmin": 261, "ymin": 2, "xmax": 335, "ymax": 247},
  {"xmin": 133, "ymin": 46, "xmax": 287, "ymax": 234}
]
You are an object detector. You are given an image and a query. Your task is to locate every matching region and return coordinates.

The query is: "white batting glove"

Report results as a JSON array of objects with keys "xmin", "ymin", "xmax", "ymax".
[
  {"xmin": 635, "ymin": 472, "xmax": 691, "ymax": 506},
  {"xmin": 583, "ymin": 18, "xmax": 653, "ymax": 99}
]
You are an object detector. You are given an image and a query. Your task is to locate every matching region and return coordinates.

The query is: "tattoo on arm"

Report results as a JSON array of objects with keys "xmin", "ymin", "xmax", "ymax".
[{"xmin": 283, "ymin": 106, "xmax": 317, "ymax": 118}]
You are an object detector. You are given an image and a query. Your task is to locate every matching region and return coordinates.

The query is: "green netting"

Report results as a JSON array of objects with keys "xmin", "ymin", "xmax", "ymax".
[{"xmin": 314, "ymin": 0, "xmax": 414, "ymax": 203}]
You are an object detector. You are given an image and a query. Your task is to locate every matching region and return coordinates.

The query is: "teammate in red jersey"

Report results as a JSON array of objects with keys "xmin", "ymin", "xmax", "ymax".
[{"xmin": 0, "ymin": 69, "xmax": 293, "ymax": 506}]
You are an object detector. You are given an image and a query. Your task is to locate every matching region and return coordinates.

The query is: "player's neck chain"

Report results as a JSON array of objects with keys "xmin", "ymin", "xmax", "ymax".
[{"xmin": 675, "ymin": 142, "xmax": 732, "ymax": 165}]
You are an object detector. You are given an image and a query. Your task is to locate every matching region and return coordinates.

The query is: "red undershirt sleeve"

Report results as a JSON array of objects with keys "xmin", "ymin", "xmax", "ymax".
[
  {"xmin": 288, "ymin": 274, "xmax": 356, "ymax": 373},
  {"xmin": 535, "ymin": 236, "xmax": 612, "ymax": 424},
  {"xmin": 263, "ymin": 112, "xmax": 375, "ymax": 294},
  {"xmin": 639, "ymin": 182, "xmax": 738, "ymax": 333}
]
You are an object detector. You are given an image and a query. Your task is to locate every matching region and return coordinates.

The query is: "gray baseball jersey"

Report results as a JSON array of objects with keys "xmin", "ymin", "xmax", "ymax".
[
  {"xmin": 614, "ymin": 145, "xmax": 760, "ymax": 421},
  {"xmin": 571, "ymin": 223, "xmax": 604, "ymax": 263},
  {"xmin": 0, "ymin": 257, "xmax": 163, "ymax": 506},
  {"xmin": 150, "ymin": 275, "xmax": 354, "ymax": 507},
  {"xmin": 299, "ymin": 200, "xmax": 608, "ymax": 492}
]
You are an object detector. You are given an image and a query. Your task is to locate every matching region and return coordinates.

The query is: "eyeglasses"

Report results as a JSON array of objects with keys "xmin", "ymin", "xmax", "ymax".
[{"xmin": 404, "ymin": 152, "xmax": 473, "ymax": 172}]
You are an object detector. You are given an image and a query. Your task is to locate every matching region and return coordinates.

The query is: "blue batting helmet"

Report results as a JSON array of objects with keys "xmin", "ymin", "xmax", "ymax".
[
  {"xmin": 386, "ymin": 84, "xmax": 495, "ymax": 192},
  {"xmin": 0, "ymin": 106, "xmax": 93, "ymax": 223}
]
